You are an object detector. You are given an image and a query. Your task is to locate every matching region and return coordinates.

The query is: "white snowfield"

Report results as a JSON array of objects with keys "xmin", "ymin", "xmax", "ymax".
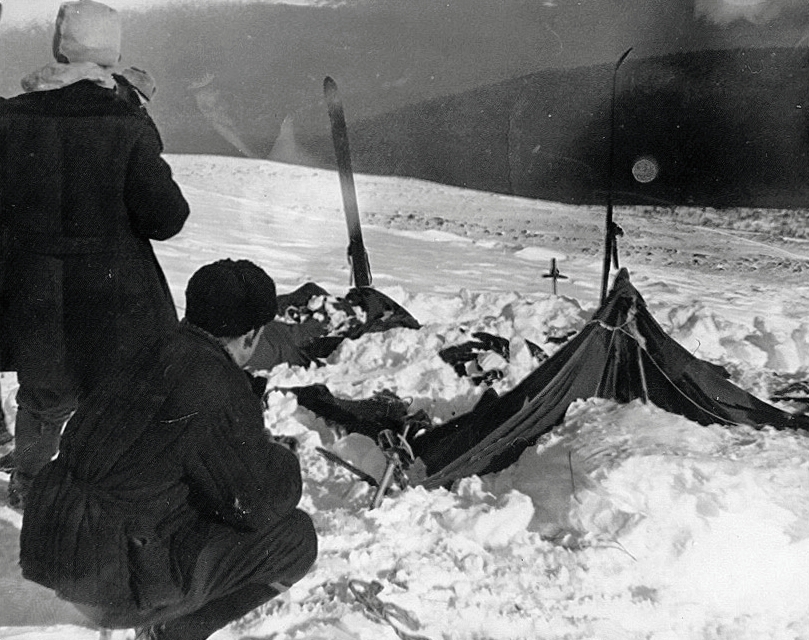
[{"xmin": 2, "ymin": 155, "xmax": 809, "ymax": 639}]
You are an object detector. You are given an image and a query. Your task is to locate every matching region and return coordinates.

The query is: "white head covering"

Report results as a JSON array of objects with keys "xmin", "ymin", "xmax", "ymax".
[
  {"xmin": 52, "ymin": 1, "xmax": 121, "ymax": 67},
  {"xmin": 22, "ymin": 2, "xmax": 160, "ymax": 98}
]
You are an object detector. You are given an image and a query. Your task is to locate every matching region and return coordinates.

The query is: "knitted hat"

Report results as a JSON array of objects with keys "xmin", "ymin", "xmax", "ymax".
[
  {"xmin": 185, "ymin": 259, "xmax": 278, "ymax": 338},
  {"xmin": 53, "ymin": 1, "xmax": 122, "ymax": 67}
]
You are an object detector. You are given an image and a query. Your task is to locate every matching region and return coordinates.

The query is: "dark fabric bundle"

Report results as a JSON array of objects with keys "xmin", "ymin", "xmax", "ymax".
[
  {"xmin": 284, "ymin": 384, "xmax": 430, "ymax": 442},
  {"xmin": 439, "ymin": 331, "xmax": 547, "ymax": 385},
  {"xmin": 249, "ymin": 284, "xmax": 420, "ymax": 371}
]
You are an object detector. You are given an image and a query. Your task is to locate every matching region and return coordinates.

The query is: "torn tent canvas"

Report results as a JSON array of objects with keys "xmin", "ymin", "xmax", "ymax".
[{"xmin": 412, "ymin": 268, "xmax": 809, "ymax": 489}]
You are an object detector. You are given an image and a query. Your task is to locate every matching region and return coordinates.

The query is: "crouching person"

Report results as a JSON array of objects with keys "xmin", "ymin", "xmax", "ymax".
[{"xmin": 19, "ymin": 259, "xmax": 317, "ymax": 640}]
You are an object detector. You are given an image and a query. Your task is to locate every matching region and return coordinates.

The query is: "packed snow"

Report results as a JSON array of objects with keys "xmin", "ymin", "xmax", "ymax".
[{"xmin": 2, "ymin": 155, "xmax": 809, "ymax": 639}]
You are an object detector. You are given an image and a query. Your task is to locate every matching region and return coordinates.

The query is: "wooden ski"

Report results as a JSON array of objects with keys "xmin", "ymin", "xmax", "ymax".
[
  {"xmin": 599, "ymin": 47, "xmax": 633, "ymax": 305},
  {"xmin": 324, "ymin": 76, "xmax": 373, "ymax": 289}
]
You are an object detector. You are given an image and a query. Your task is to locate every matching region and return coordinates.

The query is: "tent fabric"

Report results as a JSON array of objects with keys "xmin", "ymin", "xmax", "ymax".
[
  {"xmin": 282, "ymin": 384, "xmax": 413, "ymax": 441},
  {"xmin": 413, "ymin": 269, "xmax": 809, "ymax": 489},
  {"xmin": 249, "ymin": 283, "xmax": 420, "ymax": 371}
]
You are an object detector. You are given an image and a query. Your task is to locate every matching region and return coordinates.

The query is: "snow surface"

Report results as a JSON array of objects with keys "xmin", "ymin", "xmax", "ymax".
[{"xmin": 3, "ymin": 155, "xmax": 809, "ymax": 639}]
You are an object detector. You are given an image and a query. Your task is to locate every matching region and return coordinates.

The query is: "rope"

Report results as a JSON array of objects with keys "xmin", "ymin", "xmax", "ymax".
[
  {"xmin": 583, "ymin": 302, "xmax": 732, "ymax": 424},
  {"xmin": 622, "ymin": 306, "xmax": 649, "ymax": 403},
  {"xmin": 348, "ymin": 579, "xmax": 433, "ymax": 640},
  {"xmin": 598, "ymin": 309, "xmax": 737, "ymax": 426},
  {"xmin": 632, "ymin": 342, "xmax": 737, "ymax": 426}
]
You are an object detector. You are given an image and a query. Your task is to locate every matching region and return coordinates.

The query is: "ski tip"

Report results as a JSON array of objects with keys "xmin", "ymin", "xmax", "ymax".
[{"xmin": 323, "ymin": 76, "xmax": 336, "ymax": 90}]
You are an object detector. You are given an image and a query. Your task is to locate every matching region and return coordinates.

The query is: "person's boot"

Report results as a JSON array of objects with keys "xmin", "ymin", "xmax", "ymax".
[
  {"xmin": 7, "ymin": 470, "xmax": 33, "ymax": 511},
  {"xmin": 13, "ymin": 408, "xmax": 62, "ymax": 476},
  {"xmin": 0, "ymin": 406, "xmax": 13, "ymax": 447},
  {"xmin": 8, "ymin": 408, "xmax": 64, "ymax": 511},
  {"xmin": 158, "ymin": 584, "xmax": 281, "ymax": 640}
]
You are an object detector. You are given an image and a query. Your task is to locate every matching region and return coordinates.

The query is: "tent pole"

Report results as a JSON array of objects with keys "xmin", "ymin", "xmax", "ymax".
[
  {"xmin": 637, "ymin": 345, "xmax": 649, "ymax": 403},
  {"xmin": 599, "ymin": 47, "xmax": 633, "ymax": 305},
  {"xmin": 627, "ymin": 300, "xmax": 649, "ymax": 403}
]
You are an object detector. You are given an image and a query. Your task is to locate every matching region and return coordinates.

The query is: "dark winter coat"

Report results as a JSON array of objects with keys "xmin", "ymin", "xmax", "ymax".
[
  {"xmin": 0, "ymin": 80, "xmax": 189, "ymax": 387},
  {"xmin": 20, "ymin": 322, "xmax": 303, "ymax": 609}
]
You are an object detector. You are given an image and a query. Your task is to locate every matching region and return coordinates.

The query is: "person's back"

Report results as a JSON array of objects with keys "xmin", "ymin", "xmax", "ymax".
[
  {"xmin": 21, "ymin": 323, "xmax": 305, "ymax": 609},
  {"xmin": 0, "ymin": 0, "xmax": 190, "ymax": 508},
  {"xmin": 0, "ymin": 80, "xmax": 186, "ymax": 384},
  {"xmin": 20, "ymin": 259, "xmax": 317, "ymax": 640}
]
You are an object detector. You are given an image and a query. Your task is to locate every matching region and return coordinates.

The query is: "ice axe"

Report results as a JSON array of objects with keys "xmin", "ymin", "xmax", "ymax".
[{"xmin": 370, "ymin": 425, "xmax": 415, "ymax": 509}]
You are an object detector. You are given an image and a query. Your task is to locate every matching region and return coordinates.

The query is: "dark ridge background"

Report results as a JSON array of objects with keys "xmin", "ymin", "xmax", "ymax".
[{"xmin": 2, "ymin": 0, "xmax": 808, "ymax": 209}]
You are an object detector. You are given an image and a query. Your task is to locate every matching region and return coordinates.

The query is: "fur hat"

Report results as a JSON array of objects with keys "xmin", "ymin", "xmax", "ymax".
[
  {"xmin": 53, "ymin": 1, "xmax": 122, "ymax": 67},
  {"xmin": 185, "ymin": 259, "xmax": 278, "ymax": 338}
]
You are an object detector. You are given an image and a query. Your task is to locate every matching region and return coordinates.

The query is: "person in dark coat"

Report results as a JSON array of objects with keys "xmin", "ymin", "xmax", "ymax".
[
  {"xmin": 20, "ymin": 259, "xmax": 318, "ymax": 640},
  {"xmin": 0, "ymin": 1, "xmax": 189, "ymax": 507},
  {"xmin": 0, "ymin": 96, "xmax": 10, "ymax": 449}
]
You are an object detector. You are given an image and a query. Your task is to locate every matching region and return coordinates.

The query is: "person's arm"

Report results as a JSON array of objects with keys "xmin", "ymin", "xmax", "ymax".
[
  {"xmin": 182, "ymin": 392, "xmax": 303, "ymax": 531},
  {"xmin": 124, "ymin": 118, "xmax": 190, "ymax": 241}
]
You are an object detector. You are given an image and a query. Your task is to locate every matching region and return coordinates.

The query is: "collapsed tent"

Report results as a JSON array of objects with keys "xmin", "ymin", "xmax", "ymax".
[{"xmin": 410, "ymin": 269, "xmax": 809, "ymax": 489}]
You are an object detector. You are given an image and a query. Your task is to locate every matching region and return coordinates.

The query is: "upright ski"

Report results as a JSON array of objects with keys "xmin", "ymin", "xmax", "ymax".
[
  {"xmin": 599, "ymin": 47, "xmax": 632, "ymax": 305},
  {"xmin": 324, "ymin": 76, "xmax": 372, "ymax": 289}
]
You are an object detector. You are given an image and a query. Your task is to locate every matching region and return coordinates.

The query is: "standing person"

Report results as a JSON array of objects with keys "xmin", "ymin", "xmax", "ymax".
[
  {"xmin": 0, "ymin": 0, "xmax": 189, "ymax": 508},
  {"xmin": 20, "ymin": 259, "xmax": 318, "ymax": 640},
  {"xmin": 0, "ymin": 2, "xmax": 12, "ymax": 450}
]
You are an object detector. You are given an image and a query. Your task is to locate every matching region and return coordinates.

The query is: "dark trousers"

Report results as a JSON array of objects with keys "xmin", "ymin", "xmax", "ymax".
[{"xmin": 75, "ymin": 509, "xmax": 318, "ymax": 640}]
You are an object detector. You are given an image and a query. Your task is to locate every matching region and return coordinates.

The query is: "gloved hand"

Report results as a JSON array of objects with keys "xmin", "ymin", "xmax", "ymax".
[{"xmin": 272, "ymin": 435, "xmax": 299, "ymax": 454}]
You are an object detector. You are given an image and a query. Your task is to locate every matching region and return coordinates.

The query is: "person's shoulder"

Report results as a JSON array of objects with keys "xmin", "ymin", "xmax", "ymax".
[
  {"xmin": 0, "ymin": 92, "xmax": 38, "ymax": 112},
  {"xmin": 0, "ymin": 84, "xmax": 155, "ymax": 127},
  {"xmin": 71, "ymin": 81, "xmax": 145, "ymax": 117},
  {"xmin": 12, "ymin": 82, "xmax": 145, "ymax": 119},
  {"xmin": 158, "ymin": 327, "xmax": 262, "ymax": 429},
  {"xmin": 165, "ymin": 324, "xmax": 228, "ymax": 368},
  {"xmin": 165, "ymin": 324, "xmax": 246, "ymax": 393}
]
